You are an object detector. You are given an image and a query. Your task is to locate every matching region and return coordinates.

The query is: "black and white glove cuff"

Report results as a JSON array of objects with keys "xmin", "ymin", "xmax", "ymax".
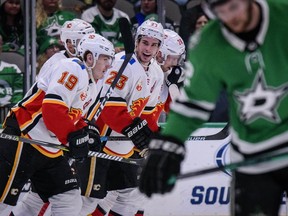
[{"xmin": 149, "ymin": 135, "xmax": 185, "ymax": 158}]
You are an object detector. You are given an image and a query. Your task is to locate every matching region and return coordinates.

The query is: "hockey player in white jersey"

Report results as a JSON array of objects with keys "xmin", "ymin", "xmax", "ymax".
[
  {"xmin": 37, "ymin": 18, "xmax": 95, "ymax": 79},
  {"xmin": 76, "ymin": 20, "xmax": 165, "ymax": 216},
  {"xmin": 10, "ymin": 18, "xmax": 96, "ymax": 216},
  {"xmin": 152, "ymin": 29, "xmax": 186, "ymax": 121},
  {"xmin": 4, "ymin": 33, "xmax": 115, "ymax": 216},
  {"xmin": 127, "ymin": 28, "xmax": 186, "ymax": 216}
]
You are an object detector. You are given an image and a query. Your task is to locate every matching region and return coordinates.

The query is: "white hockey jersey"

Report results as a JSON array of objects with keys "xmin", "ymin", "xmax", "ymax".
[
  {"xmin": 96, "ymin": 51, "xmax": 164, "ymax": 157},
  {"xmin": 10, "ymin": 58, "xmax": 99, "ymax": 157},
  {"xmin": 36, "ymin": 50, "xmax": 68, "ymax": 81}
]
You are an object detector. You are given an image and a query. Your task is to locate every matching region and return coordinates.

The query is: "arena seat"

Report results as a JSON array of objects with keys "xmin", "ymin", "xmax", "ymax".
[
  {"xmin": 0, "ymin": 51, "xmax": 25, "ymax": 72},
  {"xmin": 186, "ymin": 0, "xmax": 202, "ymax": 9},
  {"xmin": 114, "ymin": 0, "xmax": 136, "ymax": 18}
]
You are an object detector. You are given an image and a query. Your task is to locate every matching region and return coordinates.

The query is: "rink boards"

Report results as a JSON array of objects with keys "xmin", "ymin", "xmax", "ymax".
[
  {"xmin": 145, "ymin": 123, "xmax": 287, "ymax": 216},
  {"xmin": 3, "ymin": 123, "xmax": 288, "ymax": 215}
]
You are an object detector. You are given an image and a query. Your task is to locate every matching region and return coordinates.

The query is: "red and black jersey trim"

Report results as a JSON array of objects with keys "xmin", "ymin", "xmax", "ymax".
[
  {"xmin": 22, "ymin": 114, "xmax": 42, "ymax": 135},
  {"xmin": 18, "ymin": 83, "xmax": 39, "ymax": 108},
  {"xmin": 44, "ymin": 93, "xmax": 63, "ymax": 100}
]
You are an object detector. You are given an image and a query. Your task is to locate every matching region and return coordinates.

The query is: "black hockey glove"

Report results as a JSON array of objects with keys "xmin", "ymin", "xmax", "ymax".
[
  {"xmin": 139, "ymin": 133, "xmax": 185, "ymax": 197},
  {"xmin": 122, "ymin": 117, "xmax": 153, "ymax": 150},
  {"xmin": 84, "ymin": 121, "xmax": 102, "ymax": 152},
  {"xmin": 67, "ymin": 129, "xmax": 89, "ymax": 161},
  {"xmin": 165, "ymin": 66, "xmax": 184, "ymax": 88}
]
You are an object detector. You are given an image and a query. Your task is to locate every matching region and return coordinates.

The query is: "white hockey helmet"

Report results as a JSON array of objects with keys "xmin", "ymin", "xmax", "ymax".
[
  {"xmin": 159, "ymin": 29, "xmax": 185, "ymax": 65},
  {"xmin": 135, "ymin": 20, "xmax": 164, "ymax": 46},
  {"xmin": 60, "ymin": 18, "xmax": 95, "ymax": 56},
  {"xmin": 77, "ymin": 33, "xmax": 115, "ymax": 69}
]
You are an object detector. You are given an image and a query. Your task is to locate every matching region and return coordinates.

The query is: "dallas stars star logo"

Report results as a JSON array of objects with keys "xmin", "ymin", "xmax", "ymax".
[
  {"xmin": 234, "ymin": 70, "xmax": 288, "ymax": 123},
  {"xmin": 45, "ymin": 20, "xmax": 61, "ymax": 37}
]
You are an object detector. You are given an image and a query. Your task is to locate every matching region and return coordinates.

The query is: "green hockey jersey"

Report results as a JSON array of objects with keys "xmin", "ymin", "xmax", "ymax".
[
  {"xmin": 163, "ymin": 0, "xmax": 288, "ymax": 173},
  {"xmin": 0, "ymin": 60, "xmax": 23, "ymax": 106},
  {"xmin": 37, "ymin": 10, "xmax": 76, "ymax": 46},
  {"xmin": 81, "ymin": 6, "xmax": 130, "ymax": 49}
]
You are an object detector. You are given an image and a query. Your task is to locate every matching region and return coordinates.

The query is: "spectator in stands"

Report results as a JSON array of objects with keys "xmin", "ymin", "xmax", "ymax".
[
  {"xmin": 0, "ymin": 34, "xmax": 23, "ymax": 106},
  {"xmin": 36, "ymin": 0, "xmax": 76, "ymax": 50},
  {"xmin": 81, "ymin": 0, "xmax": 130, "ymax": 53},
  {"xmin": 36, "ymin": 36, "xmax": 62, "ymax": 75},
  {"xmin": 131, "ymin": 0, "xmax": 175, "ymax": 37},
  {"xmin": 0, "ymin": 0, "xmax": 24, "ymax": 53},
  {"xmin": 179, "ymin": 4, "xmax": 208, "ymax": 56}
]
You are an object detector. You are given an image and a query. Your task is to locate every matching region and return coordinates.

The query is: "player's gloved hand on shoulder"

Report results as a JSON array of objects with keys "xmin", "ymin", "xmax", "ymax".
[
  {"xmin": 165, "ymin": 66, "xmax": 184, "ymax": 88},
  {"xmin": 139, "ymin": 133, "xmax": 185, "ymax": 197},
  {"xmin": 67, "ymin": 129, "xmax": 90, "ymax": 161},
  {"xmin": 84, "ymin": 121, "xmax": 102, "ymax": 152},
  {"xmin": 122, "ymin": 117, "xmax": 153, "ymax": 150}
]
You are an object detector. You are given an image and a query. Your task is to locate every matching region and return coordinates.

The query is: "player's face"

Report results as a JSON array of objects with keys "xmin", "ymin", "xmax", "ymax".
[
  {"xmin": 213, "ymin": 0, "xmax": 250, "ymax": 33},
  {"xmin": 162, "ymin": 55, "xmax": 181, "ymax": 72},
  {"xmin": 65, "ymin": 39, "xmax": 76, "ymax": 56},
  {"xmin": 136, "ymin": 36, "xmax": 160, "ymax": 65},
  {"xmin": 92, "ymin": 54, "xmax": 113, "ymax": 80}
]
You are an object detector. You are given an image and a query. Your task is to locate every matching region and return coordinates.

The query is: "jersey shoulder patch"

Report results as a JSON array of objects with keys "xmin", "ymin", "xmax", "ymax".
[
  {"xmin": 120, "ymin": 55, "xmax": 136, "ymax": 65},
  {"xmin": 72, "ymin": 59, "xmax": 86, "ymax": 69}
]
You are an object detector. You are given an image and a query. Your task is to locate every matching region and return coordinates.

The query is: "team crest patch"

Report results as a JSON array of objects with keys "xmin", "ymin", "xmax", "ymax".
[
  {"xmin": 80, "ymin": 91, "xmax": 87, "ymax": 101},
  {"xmin": 136, "ymin": 81, "xmax": 143, "ymax": 91}
]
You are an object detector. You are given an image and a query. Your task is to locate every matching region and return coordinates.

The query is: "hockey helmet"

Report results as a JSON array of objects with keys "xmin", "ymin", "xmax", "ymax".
[
  {"xmin": 60, "ymin": 18, "xmax": 95, "ymax": 56},
  {"xmin": 77, "ymin": 33, "xmax": 115, "ymax": 69},
  {"xmin": 159, "ymin": 29, "xmax": 185, "ymax": 65},
  {"xmin": 135, "ymin": 20, "xmax": 164, "ymax": 46}
]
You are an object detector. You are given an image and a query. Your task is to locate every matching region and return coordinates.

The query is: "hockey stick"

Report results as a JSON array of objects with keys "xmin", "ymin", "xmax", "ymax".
[
  {"xmin": 66, "ymin": 18, "xmax": 135, "ymax": 165},
  {"xmin": 92, "ymin": 17, "xmax": 134, "ymax": 121},
  {"xmin": 100, "ymin": 123, "xmax": 229, "ymax": 142},
  {"xmin": 0, "ymin": 132, "xmax": 144, "ymax": 166},
  {"xmin": 167, "ymin": 149, "xmax": 288, "ymax": 184}
]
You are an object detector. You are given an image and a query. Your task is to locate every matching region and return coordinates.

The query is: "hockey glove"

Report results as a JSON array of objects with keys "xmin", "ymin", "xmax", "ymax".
[
  {"xmin": 67, "ymin": 129, "xmax": 89, "ymax": 161},
  {"xmin": 84, "ymin": 121, "xmax": 102, "ymax": 152},
  {"xmin": 122, "ymin": 117, "xmax": 153, "ymax": 150},
  {"xmin": 165, "ymin": 66, "xmax": 184, "ymax": 88},
  {"xmin": 139, "ymin": 133, "xmax": 185, "ymax": 197}
]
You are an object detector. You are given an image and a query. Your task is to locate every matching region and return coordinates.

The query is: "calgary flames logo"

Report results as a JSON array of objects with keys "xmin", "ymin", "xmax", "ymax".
[
  {"xmin": 136, "ymin": 81, "xmax": 143, "ymax": 91},
  {"xmin": 129, "ymin": 98, "xmax": 149, "ymax": 117},
  {"xmin": 80, "ymin": 91, "xmax": 87, "ymax": 101}
]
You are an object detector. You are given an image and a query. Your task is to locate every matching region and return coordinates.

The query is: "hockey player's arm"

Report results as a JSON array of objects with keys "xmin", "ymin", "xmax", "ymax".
[
  {"xmin": 99, "ymin": 98, "xmax": 134, "ymax": 133},
  {"xmin": 42, "ymin": 61, "xmax": 88, "ymax": 145},
  {"xmin": 140, "ymin": 106, "xmax": 161, "ymax": 132},
  {"xmin": 42, "ymin": 97, "xmax": 87, "ymax": 144},
  {"xmin": 100, "ymin": 97, "xmax": 152, "ymax": 150}
]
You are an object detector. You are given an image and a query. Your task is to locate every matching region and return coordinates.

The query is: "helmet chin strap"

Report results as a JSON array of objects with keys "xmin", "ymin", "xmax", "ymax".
[
  {"xmin": 65, "ymin": 45, "xmax": 77, "ymax": 57},
  {"xmin": 65, "ymin": 41, "xmax": 78, "ymax": 57},
  {"xmin": 84, "ymin": 58, "xmax": 97, "ymax": 72}
]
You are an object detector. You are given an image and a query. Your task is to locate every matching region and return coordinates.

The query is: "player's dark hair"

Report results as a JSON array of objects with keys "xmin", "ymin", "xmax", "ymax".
[{"xmin": 83, "ymin": 50, "xmax": 92, "ymax": 62}]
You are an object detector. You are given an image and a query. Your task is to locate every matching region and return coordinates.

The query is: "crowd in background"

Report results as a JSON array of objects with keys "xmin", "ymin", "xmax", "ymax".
[{"xmin": 0, "ymin": 0, "xmax": 228, "ymax": 122}]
